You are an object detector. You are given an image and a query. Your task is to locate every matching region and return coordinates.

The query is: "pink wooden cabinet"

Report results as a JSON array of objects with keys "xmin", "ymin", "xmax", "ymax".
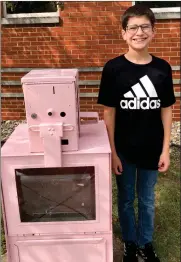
[{"xmin": 1, "ymin": 69, "xmax": 113, "ymax": 262}]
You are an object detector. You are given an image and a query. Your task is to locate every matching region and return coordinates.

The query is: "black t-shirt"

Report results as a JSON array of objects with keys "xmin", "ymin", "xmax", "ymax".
[{"xmin": 97, "ymin": 54, "xmax": 176, "ymax": 170}]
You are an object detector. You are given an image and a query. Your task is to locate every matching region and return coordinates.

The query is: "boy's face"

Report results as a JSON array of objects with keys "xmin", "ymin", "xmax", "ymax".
[{"xmin": 122, "ymin": 15, "xmax": 155, "ymax": 51}]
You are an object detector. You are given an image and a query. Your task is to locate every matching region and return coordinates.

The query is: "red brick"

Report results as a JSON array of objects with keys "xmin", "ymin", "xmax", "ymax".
[
  {"xmin": 173, "ymin": 117, "xmax": 180, "ymax": 121},
  {"xmin": 163, "ymin": 22, "xmax": 180, "ymax": 28}
]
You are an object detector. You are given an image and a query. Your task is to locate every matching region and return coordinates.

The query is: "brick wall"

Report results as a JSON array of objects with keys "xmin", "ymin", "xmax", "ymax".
[{"xmin": 1, "ymin": 1, "xmax": 180, "ymax": 121}]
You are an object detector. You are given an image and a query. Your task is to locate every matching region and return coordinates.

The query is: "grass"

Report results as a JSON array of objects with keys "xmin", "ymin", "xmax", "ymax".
[
  {"xmin": 1, "ymin": 216, "xmax": 6, "ymax": 256},
  {"xmin": 153, "ymin": 147, "xmax": 180, "ymax": 262},
  {"xmin": 1, "ymin": 147, "xmax": 180, "ymax": 262}
]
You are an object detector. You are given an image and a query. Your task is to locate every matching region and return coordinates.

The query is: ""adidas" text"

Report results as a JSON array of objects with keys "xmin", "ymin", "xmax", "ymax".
[{"xmin": 120, "ymin": 98, "xmax": 161, "ymax": 110}]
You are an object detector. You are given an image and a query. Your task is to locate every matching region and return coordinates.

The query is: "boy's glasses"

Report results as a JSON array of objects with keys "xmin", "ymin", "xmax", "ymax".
[{"xmin": 126, "ymin": 24, "xmax": 152, "ymax": 34}]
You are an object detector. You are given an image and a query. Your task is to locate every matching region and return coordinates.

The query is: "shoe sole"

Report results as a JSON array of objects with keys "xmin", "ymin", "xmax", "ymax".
[
  {"xmin": 138, "ymin": 255, "xmax": 145, "ymax": 262},
  {"xmin": 122, "ymin": 256, "xmax": 143, "ymax": 262}
]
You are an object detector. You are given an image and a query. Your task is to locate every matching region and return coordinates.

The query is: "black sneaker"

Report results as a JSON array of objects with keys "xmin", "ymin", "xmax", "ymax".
[
  {"xmin": 122, "ymin": 241, "xmax": 138, "ymax": 262},
  {"xmin": 137, "ymin": 242, "xmax": 160, "ymax": 262}
]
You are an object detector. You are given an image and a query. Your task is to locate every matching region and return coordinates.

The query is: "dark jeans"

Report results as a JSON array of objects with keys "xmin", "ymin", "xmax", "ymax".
[{"xmin": 116, "ymin": 153, "xmax": 158, "ymax": 246}]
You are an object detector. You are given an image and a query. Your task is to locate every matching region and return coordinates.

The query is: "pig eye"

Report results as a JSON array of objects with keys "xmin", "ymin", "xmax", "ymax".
[
  {"xmin": 31, "ymin": 113, "xmax": 37, "ymax": 119},
  {"xmin": 60, "ymin": 112, "xmax": 66, "ymax": 117},
  {"xmin": 48, "ymin": 112, "xmax": 53, "ymax": 116}
]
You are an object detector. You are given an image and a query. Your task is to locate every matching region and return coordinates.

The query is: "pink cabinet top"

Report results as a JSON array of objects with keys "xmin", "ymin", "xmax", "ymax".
[
  {"xmin": 21, "ymin": 69, "xmax": 78, "ymax": 84},
  {"xmin": 1, "ymin": 121, "xmax": 111, "ymax": 157}
]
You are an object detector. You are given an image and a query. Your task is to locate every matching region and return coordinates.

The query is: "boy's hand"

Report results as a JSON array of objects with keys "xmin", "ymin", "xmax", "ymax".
[
  {"xmin": 158, "ymin": 151, "xmax": 170, "ymax": 172},
  {"xmin": 112, "ymin": 153, "xmax": 123, "ymax": 175}
]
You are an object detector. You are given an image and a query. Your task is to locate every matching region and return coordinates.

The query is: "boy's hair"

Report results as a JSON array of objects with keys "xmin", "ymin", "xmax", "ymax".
[{"xmin": 121, "ymin": 4, "xmax": 156, "ymax": 30}]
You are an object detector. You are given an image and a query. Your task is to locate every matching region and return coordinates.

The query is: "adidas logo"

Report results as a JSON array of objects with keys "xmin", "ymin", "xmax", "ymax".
[{"xmin": 120, "ymin": 75, "xmax": 161, "ymax": 110}]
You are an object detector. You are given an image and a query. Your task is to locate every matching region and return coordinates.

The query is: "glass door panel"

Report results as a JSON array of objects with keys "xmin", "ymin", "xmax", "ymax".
[{"xmin": 15, "ymin": 166, "xmax": 95, "ymax": 222}]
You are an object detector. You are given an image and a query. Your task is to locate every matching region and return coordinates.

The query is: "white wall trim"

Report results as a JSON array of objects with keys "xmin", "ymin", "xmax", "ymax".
[
  {"xmin": 3, "ymin": 2, "xmax": 7, "ymax": 17},
  {"xmin": 155, "ymin": 10, "xmax": 180, "ymax": 20},
  {"xmin": 1, "ymin": 17, "xmax": 59, "ymax": 25},
  {"xmin": 1, "ymin": 66, "xmax": 179, "ymax": 73},
  {"xmin": 151, "ymin": 7, "xmax": 180, "ymax": 13},
  {"xmin": 1, "ymin": 92, "xmax": 180, "ymax": 98},
  {"xmin": 2, "ymin": 79, "xmax": 181, "ymax": 86},
  {"xmin": 5, "ymin": 11, "xmax": 59, "ymax": 18}
]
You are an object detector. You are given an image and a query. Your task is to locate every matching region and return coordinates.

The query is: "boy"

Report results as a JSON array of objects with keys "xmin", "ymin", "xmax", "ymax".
[{"xmin": 97, "ymin": 4, "xmax": 175, "ymax": 262}]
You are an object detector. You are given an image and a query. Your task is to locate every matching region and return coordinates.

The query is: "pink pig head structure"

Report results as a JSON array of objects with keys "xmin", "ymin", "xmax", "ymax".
[
  {"xmin": 21, "ymin": 69, "xmax": 80, "ymax": 166},
  {"xmin": 1, "ymin": 69, "xmax": 113, "ymax": 262}
]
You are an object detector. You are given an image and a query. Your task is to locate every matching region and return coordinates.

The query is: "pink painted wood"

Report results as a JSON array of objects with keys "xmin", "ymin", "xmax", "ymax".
[
  {"xmin": 22, "ymin": 69, "xmax": 79, "ymax": 153},
  {"xmin": 8, "ymin": 233, "xmax": 113, "ymax": 262},
  {"xmin": 1, "ymin": 122, "xmax": 113, "ymax": 262},
  {"xmin": 39, "ymin": 123, "xmax": 63, "ymax": 167},
  {"xmin": 1, "ymin": 69, "xmax": 113, "ymax": 262}
]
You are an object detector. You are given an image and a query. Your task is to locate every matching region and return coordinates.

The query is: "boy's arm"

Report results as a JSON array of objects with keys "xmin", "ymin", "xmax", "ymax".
[
  {"xmin": 103, "ymin": 106, "xmax": 117, "ymax": 155},
  {"xmin": 103, "ymin": 106, "xmax": 122, "ymax": 175},
  {"xmin": 158, "ymin": 106, "xmax": 172, "ymax": 172}
]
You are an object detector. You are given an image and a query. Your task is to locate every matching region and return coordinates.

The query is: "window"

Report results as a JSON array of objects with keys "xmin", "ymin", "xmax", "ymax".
[
  {"xmin": 133, "ymin": 1, "xmax": 180, "ymax": 19},
  {"xmin": 6, "ymin": 1, "xmax": 58, "ymax": 14},
  {"xmin": 136, "ymin": 1, "xmax": 180, "ymax": 8},
  {"xmin": 2, "ymin": 1, "xmax": 64, "ymax": 25}
]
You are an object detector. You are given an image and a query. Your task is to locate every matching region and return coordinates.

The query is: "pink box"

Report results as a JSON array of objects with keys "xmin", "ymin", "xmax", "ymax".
[
  {"xmin": 1, "ymin": 69, "xmax": 113, "ymax": 262},
  {"xmin": 2, "ymin": 122, "xmax": 113, "ymax": 262},
  {"xmin": 21, "ymin": 69, "xmax": 80, "ymax": 153}
]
